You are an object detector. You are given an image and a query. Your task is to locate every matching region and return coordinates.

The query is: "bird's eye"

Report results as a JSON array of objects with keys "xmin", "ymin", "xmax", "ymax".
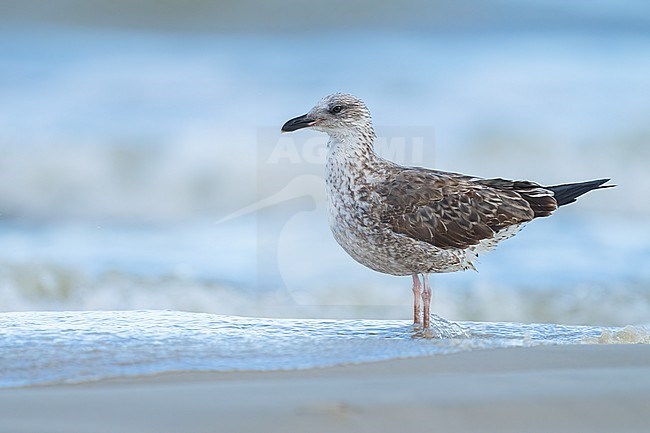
[{"xmin": 331, "ymin": 105, "xmax": 343, "ymax": 114}]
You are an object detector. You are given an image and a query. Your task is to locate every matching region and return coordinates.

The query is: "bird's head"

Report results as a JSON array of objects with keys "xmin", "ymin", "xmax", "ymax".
[{"xmin": 281, "ymin": 93, "xmax": 373, "ymax": 139}]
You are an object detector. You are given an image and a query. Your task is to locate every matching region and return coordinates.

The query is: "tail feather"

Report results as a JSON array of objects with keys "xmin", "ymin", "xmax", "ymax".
[{"xmin": 547, "ymin": 178, "xmax": 613, "ymax": 207}]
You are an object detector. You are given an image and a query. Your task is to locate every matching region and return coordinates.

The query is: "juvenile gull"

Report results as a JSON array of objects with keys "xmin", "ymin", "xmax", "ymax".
[{"xmin": 281, "ymin": 93, "xmax": 613, "ymax": 330}]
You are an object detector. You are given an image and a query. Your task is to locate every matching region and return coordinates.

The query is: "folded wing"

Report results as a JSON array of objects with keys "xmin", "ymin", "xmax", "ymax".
[{"xmin": 377, "ymin": 169, "xmax": 558, "ymax": 250}]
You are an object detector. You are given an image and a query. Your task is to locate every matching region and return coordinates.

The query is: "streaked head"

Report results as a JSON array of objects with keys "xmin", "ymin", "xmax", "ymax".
[{"xmin": 281, "ymin": 93, "xmax": 372, "ymax": 137}]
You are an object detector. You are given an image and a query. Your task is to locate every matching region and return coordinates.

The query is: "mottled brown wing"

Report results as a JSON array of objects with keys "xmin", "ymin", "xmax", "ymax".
[
  {"xmin": 378, "ymin": 170, "xmax": 549, "ymax": 250},
  {"xmin": 475, "ymin": 178, "xmax": 558, "ymax": 217}
]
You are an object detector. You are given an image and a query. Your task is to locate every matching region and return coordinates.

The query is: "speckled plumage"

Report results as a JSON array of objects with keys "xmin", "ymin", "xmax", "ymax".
[{"xmin": 282, "ymin": 93, "xmax": 612, "ymax": 329}]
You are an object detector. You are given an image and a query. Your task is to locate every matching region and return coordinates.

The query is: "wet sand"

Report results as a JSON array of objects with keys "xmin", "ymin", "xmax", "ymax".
[{"xmin": 1, "ymin": 344, "xmax": 649, "ymax": 433}]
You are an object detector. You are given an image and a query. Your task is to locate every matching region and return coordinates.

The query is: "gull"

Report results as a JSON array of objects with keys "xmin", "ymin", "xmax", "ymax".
[{"xmin": 281, "ymin": 93, "xmax": 613, "ymax": 330}]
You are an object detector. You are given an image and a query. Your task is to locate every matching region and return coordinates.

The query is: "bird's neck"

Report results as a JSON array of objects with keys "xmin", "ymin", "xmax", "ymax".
[
  {"xmin": 325, "ymin": 127, "xmax": 386, "ymax": 191},
  {"xmin": 326, "ymin": 127, "xmax": 379, "ymax": 169}
]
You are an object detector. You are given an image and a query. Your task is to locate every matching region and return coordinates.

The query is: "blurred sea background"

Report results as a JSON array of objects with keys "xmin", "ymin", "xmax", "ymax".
[
  {"xmin": 1, "ymin": 1, "xmax": 650, "ymax": 325},
  {"xmin": 2, "ymin": 0, "xmax": 650, "ymax": 387}
]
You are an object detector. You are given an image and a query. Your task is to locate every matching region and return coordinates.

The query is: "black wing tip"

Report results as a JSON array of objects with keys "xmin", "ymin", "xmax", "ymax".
[
  {"xmin": 596, "ymin": 178, "xmax": 616, "ymax": 189},
  {"xmin": 548, "ymin": 178, "xmax": 615, "ymax": 207},
  {"xmin": 589, "ymin": 178, "xmax": 617, "ymax": 191},
  {"xmin": 554, "ymin": 178, "xmax": 613, "ymax": 187},
  {"xmin": 594, "ymin": 178, "xmax": 614, "ymax": 187}
]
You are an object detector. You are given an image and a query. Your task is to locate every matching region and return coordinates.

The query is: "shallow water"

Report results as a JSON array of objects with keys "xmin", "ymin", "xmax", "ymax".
[{"xmin": 1, "ymin": 310, "xmax": 648, "ymax": 388}]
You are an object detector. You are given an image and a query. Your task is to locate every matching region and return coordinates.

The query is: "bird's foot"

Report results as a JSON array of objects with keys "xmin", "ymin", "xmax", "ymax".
[
  {"xmin": 411, "ymin": 328, "xmax": 436, "ymax": 339},
  {"xmin": 411, "ymin": 314, "xmax": 470, "ymax": 339}
]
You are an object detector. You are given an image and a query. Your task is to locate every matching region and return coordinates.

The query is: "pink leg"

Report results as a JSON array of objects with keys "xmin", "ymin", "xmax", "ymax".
[
  {"xmin": 422, "ymin": 273, "xmax": 432, "ymax": 329},
  {"xmin": 411, "ymin": 274, "xmax": 422, "ymax": 325}
]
